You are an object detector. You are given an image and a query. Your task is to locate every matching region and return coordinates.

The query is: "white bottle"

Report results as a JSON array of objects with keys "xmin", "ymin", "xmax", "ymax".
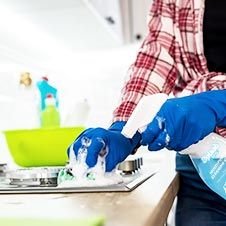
[
  {"xmin": 121, "ymin": 93, "xmax": 226, "ymax": 200},
  {"xmin": 64, "ymin": 98, "xmax": 90, "ymax": 127}
]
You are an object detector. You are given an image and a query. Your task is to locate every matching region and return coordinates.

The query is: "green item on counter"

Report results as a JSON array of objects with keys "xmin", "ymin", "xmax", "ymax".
[
  {"xmin": 57, "ymin": 168, "xmax": 76, "ymax": 184},
  {"xmin": 41, "ymin": 94, "xmax": 60, "ymax": 128},
  {"xmin": 41, "ymin": 104, "xmax": 60, "ymax": 128},
  {"xmin": 0, "ymin": 217, "xmax": 105, "ymax": 226},
  {"xmin": 57, "ymin": 168, "xmax": 96, "ymax": 185},
  {"xmin": 4, "ymin": 127, "xmax": 85, "ymax": 167}
]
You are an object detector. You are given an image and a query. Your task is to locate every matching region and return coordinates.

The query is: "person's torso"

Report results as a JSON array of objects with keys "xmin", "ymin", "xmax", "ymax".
[
  {"xmin": 203, "ymin": 0, "xmax": 226, "ymax": 73},
  {"xmin": 169, "ymin": 0, "xmax": 226, "ymax": 95},
  {"xmin": 176, "ymin": 0, "xmax": 226, "ymax": 191}
]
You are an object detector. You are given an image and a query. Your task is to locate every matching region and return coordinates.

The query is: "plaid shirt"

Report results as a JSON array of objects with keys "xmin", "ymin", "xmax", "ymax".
[{"xmin": 113, "ymin": 0, "xmax": 226, "ymax": 136}]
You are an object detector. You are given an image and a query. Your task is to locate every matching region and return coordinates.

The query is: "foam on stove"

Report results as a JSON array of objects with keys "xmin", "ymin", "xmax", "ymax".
[
  {"xmin": 57, "ymin": 171, "xmax": 123, "ymax": 187},
  {"xmin": 57, "ymin": 138, "xmax": 123, "ymax": 187}
]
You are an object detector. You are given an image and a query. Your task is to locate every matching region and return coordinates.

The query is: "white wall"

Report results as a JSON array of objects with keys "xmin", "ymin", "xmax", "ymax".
[
  {"xmin": 0, "ymin": 43, "xmax": 140, "ymax": 130},
  {"xmin": 48, "ymin": 44, "xmax": 140, "ymax": 128},
  {"xmin": 0, "ymin": 0, "xmax": 153, "ymax": 130}
]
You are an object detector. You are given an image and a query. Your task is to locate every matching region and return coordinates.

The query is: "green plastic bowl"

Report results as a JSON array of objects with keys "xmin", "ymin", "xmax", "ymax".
[{"xmin": 4, "ymin": 127, "xmax": 85, "ymax": 167}]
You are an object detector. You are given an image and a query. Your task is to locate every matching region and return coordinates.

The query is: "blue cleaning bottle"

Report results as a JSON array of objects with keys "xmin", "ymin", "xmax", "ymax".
[
  {"xmin": 36, "ymin": 76, "xmax": 59, "ymax": 111},
  {"xmin": 181, "ymin": 133, "xmax": 226, "ymax": 200}
]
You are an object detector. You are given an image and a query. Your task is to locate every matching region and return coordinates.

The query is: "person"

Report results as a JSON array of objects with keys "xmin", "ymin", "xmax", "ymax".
[{"xmin": 69, "ymin": 0, "xmax": 226, "ymax": 225}]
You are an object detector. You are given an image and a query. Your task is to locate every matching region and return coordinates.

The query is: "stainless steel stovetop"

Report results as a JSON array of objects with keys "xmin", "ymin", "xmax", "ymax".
[{"xmin": 0, "ymin": 158, "xmax": 156, "ymax": 194}]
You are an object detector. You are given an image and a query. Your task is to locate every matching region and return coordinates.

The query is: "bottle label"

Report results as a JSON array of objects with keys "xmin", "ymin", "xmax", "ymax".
[
  {"xmin": 191, "ymin": 144, "xmax": 226, "ymax": 200},
  {"xmin": 200, "ymin": 143, "xmax": 219, "ymax": 163}
]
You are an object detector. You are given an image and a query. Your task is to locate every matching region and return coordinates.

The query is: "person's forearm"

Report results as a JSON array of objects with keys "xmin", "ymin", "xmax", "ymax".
[{"xmin": 113, "ymin": 0, "xmax": 178, "ymax": 122}]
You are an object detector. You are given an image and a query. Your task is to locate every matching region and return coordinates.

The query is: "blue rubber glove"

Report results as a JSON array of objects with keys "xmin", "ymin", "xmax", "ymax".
[
  {"xmin": 140, "ymin": 90, "xmax": 226, "ymax": 151},
  {"xmin": 69, "ymin": 121, "xmax": 141, "ymax": 172}
]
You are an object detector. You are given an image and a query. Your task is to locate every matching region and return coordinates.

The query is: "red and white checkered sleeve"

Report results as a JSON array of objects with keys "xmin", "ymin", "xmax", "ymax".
[{"xmin": 113, "ymin": 0, "xmax": 179, "ymax": 122}]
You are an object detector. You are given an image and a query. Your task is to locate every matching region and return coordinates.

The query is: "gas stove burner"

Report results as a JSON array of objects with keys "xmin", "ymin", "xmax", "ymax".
[
  {"xmin": 0, "ymin": 164, "xmax": 8, "ymax": 178},
  {"xmin": 6, "ymin": 167, "xmax": 62, "ymax": 187},
  {"xmin": 0, "ymin": 164, "xmax": 8, "ymax": 173},
  {"xmin": 0, "ymin": 164, "xmax": 10, "ymax": 184},
  {"xmin": 118, "ymin": 157, "xmax": 143, "ymax": 174},
  {"xmin": 9, "ymin": 178, "xmax": 57, "ymax": 187},
  {"xmin": 0, "ymin": 158, "xmax": 156, "ymax": 193}
]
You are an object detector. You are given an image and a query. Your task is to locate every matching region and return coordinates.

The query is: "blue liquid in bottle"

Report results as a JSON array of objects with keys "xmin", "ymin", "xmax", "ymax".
[{"xmin": 181, "ymin": 133, "xmax": 226, "ymax": 200}]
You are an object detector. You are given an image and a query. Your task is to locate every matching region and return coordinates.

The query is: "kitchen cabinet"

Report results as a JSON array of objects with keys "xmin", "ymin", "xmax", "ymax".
[{"xmin": 88, "ymin": 0, "xmax": 153, "ymax": 43}]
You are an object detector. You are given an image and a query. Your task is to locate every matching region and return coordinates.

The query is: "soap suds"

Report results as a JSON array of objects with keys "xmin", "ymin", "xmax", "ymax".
[
  {"xmin": 164, "ymin": 129, "xmax": 170, "ymax": 146},
  {"xmin": 156, "ymin": 116, "xmax": 165, "ymax": 130},
  {"xmin": 58, "ymin": 172, "xmax": 123, "ymax": 187},
  {"xmin": 155, "ymin": 116, "xmax": 171, "ymax": 146},
  {"xmin": 58, "ymin": 136, "xmax": 123, "ymax": 188}
]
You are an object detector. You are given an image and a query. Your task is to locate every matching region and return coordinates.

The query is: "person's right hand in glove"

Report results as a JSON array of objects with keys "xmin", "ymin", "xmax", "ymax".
[
  {"xmin": 141, "ymin": 90, "xmax": 226, "ymax": 152},
  {"xmin": 68, "ymin": 121, "xmax": 141, "ymax": 172}
]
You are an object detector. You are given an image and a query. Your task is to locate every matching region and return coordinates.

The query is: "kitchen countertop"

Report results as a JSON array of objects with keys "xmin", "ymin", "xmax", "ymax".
[{"xmin": 0, "ymin": 151, "xmax": 179, "ymax": 226}]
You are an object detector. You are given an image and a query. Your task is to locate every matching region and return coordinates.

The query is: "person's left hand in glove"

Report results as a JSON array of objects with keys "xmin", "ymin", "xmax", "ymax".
[
  {"xmin": 68, "ymin": 121, "xmax": 141, "ymax": 172},
  {"xmin": 140, "ymin": 90, "xmax": 226, "ymax": 151}
]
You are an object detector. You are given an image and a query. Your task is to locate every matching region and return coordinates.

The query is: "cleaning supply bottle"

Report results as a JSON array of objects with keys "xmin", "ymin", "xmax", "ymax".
[
  {"xmin": 37, "ymin": 76, "xmax": 59, "ymax": 111},
  {"xmin": 41, "ymin": 94, "xmax": 60, "ymax": 128},
  {"xmin": 63, "ymin": 98, "xmax": 90, "ymax": 127},
  {"xmin": 180, "ymin": 133, "xmax": 226, "ymax": 200},
  {"xmin": 121, "ymin": 93, "xmax": 226, "ymax": 200}
]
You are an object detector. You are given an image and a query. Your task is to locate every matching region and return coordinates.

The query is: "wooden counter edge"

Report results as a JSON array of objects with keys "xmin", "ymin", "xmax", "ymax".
[{"xmin": 144, "ymin": 173, "xmax": 180, "ymax": 226}]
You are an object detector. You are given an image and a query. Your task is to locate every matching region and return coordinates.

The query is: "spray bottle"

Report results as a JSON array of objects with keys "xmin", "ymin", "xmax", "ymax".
[{"xmin": 121, "ymin": 93, "xmax": 226, "ymax": 200}]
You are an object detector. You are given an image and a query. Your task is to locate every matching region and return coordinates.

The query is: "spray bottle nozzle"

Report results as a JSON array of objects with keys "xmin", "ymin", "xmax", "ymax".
[{"xmin": 121, "ymin": 93, "xmax": 168, "ymax": 139}]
